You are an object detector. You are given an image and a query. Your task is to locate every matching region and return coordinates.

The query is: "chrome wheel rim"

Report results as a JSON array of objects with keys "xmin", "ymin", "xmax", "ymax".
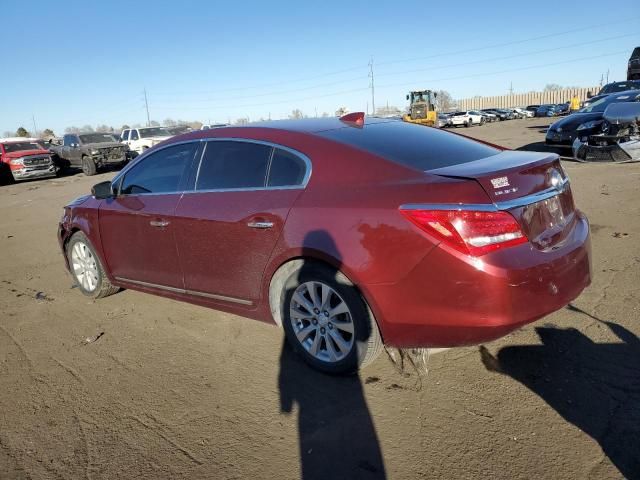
[
  {"xmin": 289, "ymin": 281, "xmax": 354, "ymax": 363},
  {"xmin": 71, "ymin": 241, "xmax": 99, "ymax": 292}
]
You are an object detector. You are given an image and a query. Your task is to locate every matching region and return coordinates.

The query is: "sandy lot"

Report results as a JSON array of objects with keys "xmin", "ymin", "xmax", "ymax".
[{"xmin": 1, "ymin": 118, "xmax": 639, "ymax": 479}]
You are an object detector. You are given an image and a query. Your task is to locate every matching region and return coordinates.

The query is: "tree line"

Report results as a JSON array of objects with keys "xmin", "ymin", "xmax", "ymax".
[{"xmin": 3, "ymin": 91, "xmax": 458, "ymax": 139}]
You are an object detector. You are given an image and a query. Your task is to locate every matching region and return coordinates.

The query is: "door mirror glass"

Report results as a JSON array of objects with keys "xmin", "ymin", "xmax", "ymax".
[
  {"xmin": 587, "ymin": 91, "xmax": 593, "ymax": 99},
  {"xmin": 92, "ymin": 181, "xmax": 114, "ymax": 199}
]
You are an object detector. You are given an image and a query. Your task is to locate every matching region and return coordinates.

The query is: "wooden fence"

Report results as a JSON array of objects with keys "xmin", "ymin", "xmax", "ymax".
[{"xmin": 455, "ymin": 86, "xmax": 600, "ymax": 110}]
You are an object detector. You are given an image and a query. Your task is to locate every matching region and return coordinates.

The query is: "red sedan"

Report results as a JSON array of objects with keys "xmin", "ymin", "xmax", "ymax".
[{"xmin": 58, "ymin": 114, "xmax": 591, "ymax": 373}]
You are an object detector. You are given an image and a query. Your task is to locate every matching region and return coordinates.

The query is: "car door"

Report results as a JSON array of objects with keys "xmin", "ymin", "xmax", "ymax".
[
  {"xmin": 173, "ymin": 140, "xmax": 309, "ymax": 305},
  {"xmin": 99, "ymin": 142, "xmax": 200, "ymax": 289}
]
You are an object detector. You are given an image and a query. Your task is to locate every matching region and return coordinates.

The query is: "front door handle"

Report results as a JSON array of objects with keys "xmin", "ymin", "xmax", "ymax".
[
  {"xmin": 150, "ymin": 219, "xmax": 170, "ymax": 227},
  {"xmin": 247, "ymin": 221, "xmax": 274, "ymax": 229}
]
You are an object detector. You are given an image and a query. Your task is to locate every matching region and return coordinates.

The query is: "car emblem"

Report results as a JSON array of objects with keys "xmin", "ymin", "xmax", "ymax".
[
  {"xmin": 490, "ymin": 176, "xmax": 510, "ymax": 189},
  {"xmin": 548, "ymin": 168, "xmax": 564, "ymax": 191}
]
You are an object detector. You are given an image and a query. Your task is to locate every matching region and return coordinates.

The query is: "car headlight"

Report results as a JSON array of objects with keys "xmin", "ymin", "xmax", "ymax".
[
  {"xmin": 9, "ymin": 158, "xmax": 24, "ymax": 166},
  {"xmin": 577, "ymin": 120, "xmax": 602, "ymax": 131},
  {"xmin": 91, "ymin": 149, "xmax": 100, "ymax": 155},
  {"xmin": 555, "ymin": 127, "xmax": 563, "ymax": 133}
]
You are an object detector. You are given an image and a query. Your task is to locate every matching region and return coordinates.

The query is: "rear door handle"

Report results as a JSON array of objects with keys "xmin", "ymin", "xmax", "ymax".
[
  {"xmin": 150, "ymin": 219, "xmax": 170, "ymax": 227},
  {"xmin": 247, "ymin": 221, "xmax": 274, "ymax": 229}
]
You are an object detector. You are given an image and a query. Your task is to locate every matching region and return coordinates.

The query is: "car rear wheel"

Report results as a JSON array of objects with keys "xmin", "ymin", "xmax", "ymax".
[
  {"xmin": 81, "ymin": 156, "xmax": 97, "ymax": 176},
  {"xmin": 66, "ymin": 232, "xmax": 119, "ymax": 298},
  {"xmin": 281, "ymin": 263, "xmax": 383, "ymax": 374}
]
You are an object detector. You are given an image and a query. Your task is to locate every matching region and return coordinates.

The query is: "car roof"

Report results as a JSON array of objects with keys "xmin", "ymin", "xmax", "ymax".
[{"xmin": 248, "ymin": 116, "xmax": 393, "ymax": 133}]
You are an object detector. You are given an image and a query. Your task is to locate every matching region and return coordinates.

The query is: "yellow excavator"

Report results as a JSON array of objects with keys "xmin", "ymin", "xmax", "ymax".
[{"xmin": 402, "ymin": 90, "xmax": 438, "ymax": 126}]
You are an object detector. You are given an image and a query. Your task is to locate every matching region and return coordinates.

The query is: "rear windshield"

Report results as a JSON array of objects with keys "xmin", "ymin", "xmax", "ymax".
[{"xmin": 317, "ymin": 121, "xmax": 499, "ymax": 171}]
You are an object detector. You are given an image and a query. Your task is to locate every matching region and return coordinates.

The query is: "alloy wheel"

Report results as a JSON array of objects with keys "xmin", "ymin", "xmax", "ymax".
[
  {"xmin": 289, "ymin": 281, "xmax": 355, "ymax": 363},
  {"xmin": 71, "ymin": 241, "xmax": 99, "ymax": 292}
]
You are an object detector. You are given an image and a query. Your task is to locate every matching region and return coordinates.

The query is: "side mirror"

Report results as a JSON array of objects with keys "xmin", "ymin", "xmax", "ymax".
[
  {"xmin": 92, "ymin": 181, "xmax": 114, "ymax": 199},
  {"xmin": 406, "ymin": 95, "xmax": 410, "ymax": 100},
  {"xmin": 71, "ymin": 143, "xmax": 78, "ymax": 148},
  {"xmin": 587, "ymin": 92, "xmax": 593, "ymax": 99}
]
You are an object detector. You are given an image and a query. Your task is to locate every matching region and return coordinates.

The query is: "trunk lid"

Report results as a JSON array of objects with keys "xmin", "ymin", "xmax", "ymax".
[{"xmin": 429, "ymin": 150, "xmax": 577, "ymax": 250}]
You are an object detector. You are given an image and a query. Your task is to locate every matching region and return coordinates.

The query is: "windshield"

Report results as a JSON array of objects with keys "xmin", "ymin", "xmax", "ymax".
[
  {"xmin": 139, "ymin": 127, "xmax": 170, "ymax": 138},
  {"xmin": 79, "ymin": 133, "xmax": 118, "ymax": 144},
  {"xmin": 2, "ymin": 142, "xmax": 43, "ymax": 153},
  {"xmin": 600, "ymin": 81, "xmax": 640, "ymax": 95},
  {"xmin": 579, "ymin": 91, "xmax": 640, "ymax": 113}
]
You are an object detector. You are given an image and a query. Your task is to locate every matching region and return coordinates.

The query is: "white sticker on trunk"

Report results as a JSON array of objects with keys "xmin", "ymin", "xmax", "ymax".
[{"xmin": 490, "ymin": 176, "xmax": 510, "ymax": 188}]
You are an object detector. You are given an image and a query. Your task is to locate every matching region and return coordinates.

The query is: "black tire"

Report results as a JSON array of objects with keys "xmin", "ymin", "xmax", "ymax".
[
  {"xmin": 465, "ymin": 119, "xmax": 471, "ymax": 127},
  {"xmin": 281, "ymin": 262, "xmax": 383, "ymax": 374},
  {"xmin": 66, "ymin": 232, "xmax": 119, "ymax": 299},
  {"xmin": 81, "ymin": 156, "xmax": 97, "ymax": 176}
]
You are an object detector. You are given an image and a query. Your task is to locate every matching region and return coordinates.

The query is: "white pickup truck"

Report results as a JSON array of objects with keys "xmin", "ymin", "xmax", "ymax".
[{"xmin": 120, "ymin": 127, "xmax": 173, "ymax": 154}]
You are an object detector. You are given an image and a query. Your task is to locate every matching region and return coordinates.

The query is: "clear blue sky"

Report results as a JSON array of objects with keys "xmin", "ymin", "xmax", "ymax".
[{"xmin": 1, "ymin": 0, "xmax": 638, "ymax": 135}]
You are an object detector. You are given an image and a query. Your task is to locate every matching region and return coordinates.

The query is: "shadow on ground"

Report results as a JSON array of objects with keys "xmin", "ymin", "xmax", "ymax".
[
  {"xmin": 480, "ymin": 305, "xmax": 640, "ymax": 479},
  {"xmin": 278, "ymin": 343, "xmax": 386, "ymax": 479},
  {"xmin": 277, "ymin": 230, "xmax": 386, "ymax": 479}
]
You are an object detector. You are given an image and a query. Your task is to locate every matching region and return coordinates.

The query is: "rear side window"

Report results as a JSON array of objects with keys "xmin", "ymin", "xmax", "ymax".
[
  {"xmin": 318, "ymin": 121, "xmax": 499, "ymax": 171},
  {"xmin": 120, "ymin": 143, "xmax": 196, "ymax": 195},
  {"xmin": 197, "ymin": 141, "xmax": 271, "ymax": 190},
  {"xmin": 130, "ymin": 130, "xmax": 139, "ymax": 140},
  {"xmin": 268, "ymin": 148, "xmax": 307, "ymax": 187}
]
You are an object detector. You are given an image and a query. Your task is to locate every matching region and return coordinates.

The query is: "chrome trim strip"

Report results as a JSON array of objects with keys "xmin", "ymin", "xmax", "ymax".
[
  {"xmin": 114, "ymin": 276, "xmax": 253, "ymax": 306},
  {"xmin": 400, "ymin": 180, "xmax": 569, "ymax": 212},
  {"xmin": 400, "ymin": 203, "xmax": 498, "ymax": 212}
]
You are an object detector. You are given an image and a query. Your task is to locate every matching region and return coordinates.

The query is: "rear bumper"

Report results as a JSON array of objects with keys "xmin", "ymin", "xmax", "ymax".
[{"xmin": 365, "ymin": 211, "xmax": 592, "ymax": 348}]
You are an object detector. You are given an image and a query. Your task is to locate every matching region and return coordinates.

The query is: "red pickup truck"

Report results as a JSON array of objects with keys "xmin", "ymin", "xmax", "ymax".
[{"xmin": 0, "ymin": 138, "xmax": 57, "ymax": 182}]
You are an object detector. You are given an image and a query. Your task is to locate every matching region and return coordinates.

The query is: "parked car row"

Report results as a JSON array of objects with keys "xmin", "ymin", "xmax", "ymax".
[
  {"xmin": 545, "ymin": 89, "xmax": 640, "ymax": 149},
  {"xmin": 438, "ymin": 107, "xmax": 533, "ymax": 128}
]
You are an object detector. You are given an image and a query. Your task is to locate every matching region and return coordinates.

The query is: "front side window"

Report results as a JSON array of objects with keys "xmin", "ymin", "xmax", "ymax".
[
  {"xmin": 268, "ymin": 148, "xmax": 307, "ymax": 187},
  {"xmin": 119, "ymin": 143, "xmax": 197, "ymax": 195},
  {"xmin": 196, "ymin": 141, "xmax": 272, "ymax": 190},
  {"xmin": 121, "ymin": 130, "xmax": 130, "ymax": 141},
  {"xmin": 63, "ymin": 134, "xmax": 77, "ymax": 146}
]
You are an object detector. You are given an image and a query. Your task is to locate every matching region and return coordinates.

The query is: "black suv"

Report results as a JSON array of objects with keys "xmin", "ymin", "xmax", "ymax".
[{"xmin": 628, "ymin": 47, "xmax": 640, "ymax": 80}]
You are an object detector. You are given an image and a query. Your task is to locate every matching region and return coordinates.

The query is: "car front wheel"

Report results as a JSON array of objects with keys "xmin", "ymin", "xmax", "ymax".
[
  {"xmin": 66, "ymin": 232, "xmax": 119, "ymax": 298},
  {"xmin": 81, "ymin": 156, "xmax": 97, "ymax": 176},
  {"xmin": 281, "ymin": 263, "xmax": 383, "ymax": 374}
]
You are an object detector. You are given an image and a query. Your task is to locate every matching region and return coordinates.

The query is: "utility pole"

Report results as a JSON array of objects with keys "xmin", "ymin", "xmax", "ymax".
[
  {"xmin": 599, "ymin": 73, "xmax": 604, "ymax": 87},
  {"xmin": 605, "ymin": 69, "xmax": 610, "ymax": 84},
  {"xmin": 32, "ymin": 114, "xmax": 38, "ymax": 136},
  {"xmin": 368, "ymin": 57, "xmax": 375, "ymax": 115},
  {"xmin": 143, "ymin": 88, "xmax": 151, "ymax": 127},
  {"xmin": 509, "ymin": 82, "xmax": 514, "ymax": 95}
]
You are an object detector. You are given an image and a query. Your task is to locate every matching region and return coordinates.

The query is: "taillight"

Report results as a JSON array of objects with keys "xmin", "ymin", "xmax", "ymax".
[{"xmin": 400, "ymin": 208, "xmax": 527, "ymax": 256}]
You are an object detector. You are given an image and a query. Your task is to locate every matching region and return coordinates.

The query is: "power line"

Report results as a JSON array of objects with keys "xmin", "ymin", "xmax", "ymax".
[
  {"xmin": 375, "ymin": 16, "xmax": 640, "ymax": 68},
  {"xmin": 376, "ymin": 50, "xmax": 629, "ymax": 90},
  {"xmin": 148, "ymin": 16, "xmax": 638, "ymax": 100},
  {"xmin": 374, "ymin": 32, "xmax": 638, "ymax": 80}
]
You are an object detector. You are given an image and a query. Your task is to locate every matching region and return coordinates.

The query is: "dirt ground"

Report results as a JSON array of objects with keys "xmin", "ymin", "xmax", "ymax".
[{"xmin": 1, "ymin": 118, "xmax": 639, "ymax": 480}]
